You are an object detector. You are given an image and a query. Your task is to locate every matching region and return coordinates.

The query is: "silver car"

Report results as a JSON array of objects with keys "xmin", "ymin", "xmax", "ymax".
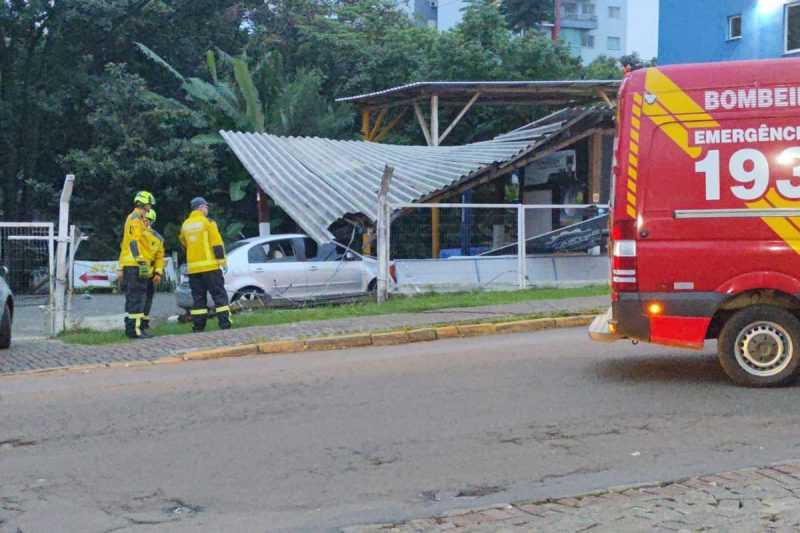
[
  {"xmin": 176, "ymin": 234, "xmax": 383, "ymax": 311},
  {"xmin": 0, "ymin": 267, "xmax": 13, "ymax": 348}
]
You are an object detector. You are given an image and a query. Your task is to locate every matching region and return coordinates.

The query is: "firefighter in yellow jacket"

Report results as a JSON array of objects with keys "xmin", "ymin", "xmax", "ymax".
[
  {"xmin": 118, "ymin": 191, "xmax": 156, "ymax": 338},
  {"xmin": 179, "ymin": 197, "xmax": 232, "ymax": 331},
  {"xmin": 142, "ymin": 208, "xmax": 165, "ymax": 333}
]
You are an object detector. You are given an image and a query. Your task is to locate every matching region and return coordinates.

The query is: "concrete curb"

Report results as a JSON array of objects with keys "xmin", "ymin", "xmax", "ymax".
[
  {"xmin": 6, "ymin": 314, "xmax": 596, "ymax": 377},
  {"xmin": 177, "ymin": 314, "xmax": 596, "ymax": 364}
]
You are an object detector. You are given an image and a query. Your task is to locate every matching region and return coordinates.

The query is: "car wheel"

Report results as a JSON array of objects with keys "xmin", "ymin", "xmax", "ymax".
[
  {"xmin": 718, "ymin": 305, "xmax": 800, "ymax": 387},
  {"xmin": 0, "ymin": 302, "xmax": 11, "ymax": 349},
  {"xmin": 367, "ymin": 278, "xmax": 377, "ymax": 292},
  {"xmin": 232, "ymin": 286, "xmax": 266, "ymax": 304}
]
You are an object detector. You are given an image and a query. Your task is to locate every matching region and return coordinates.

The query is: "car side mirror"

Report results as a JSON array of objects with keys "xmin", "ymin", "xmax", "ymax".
[{"xmin": 344, "ymin": 251, "xmax": 356, "ymax": 261}]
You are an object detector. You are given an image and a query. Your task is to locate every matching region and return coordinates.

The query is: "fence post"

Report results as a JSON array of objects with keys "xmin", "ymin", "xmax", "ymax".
[
  {"xmin": 377, "ymin": 166, "xmax": 394, "ymax": 304},
  {"xmin": 517, "ymin": 204, "xmax": 526, "ymax": 290},
  {"xmin": 65, "ymin": 225, "xmax": 86, "ymax": 330},
  {"xmin": 53, "ymin": 174, "xmax": 75, "ymax": 334}
]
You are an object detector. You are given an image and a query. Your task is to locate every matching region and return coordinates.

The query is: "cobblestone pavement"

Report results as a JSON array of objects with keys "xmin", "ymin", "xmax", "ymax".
[
  {"xmin": 343, "ymin": 461, "xmax": 800, "ymax": 532},
  {"xmin": 0, "ymin": 295, "xmax": 608, "ymax": 375}
]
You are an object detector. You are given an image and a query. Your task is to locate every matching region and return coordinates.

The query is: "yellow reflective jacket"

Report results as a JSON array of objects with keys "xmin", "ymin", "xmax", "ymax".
[
  {"xmin": 179, "ymin": 210, "xmax": 227, "ymax": 274},
  {"xmin": 119, "ymin": 208, "xmax": 155, "ymax": 267},
  {"xmin": 148, "ymin": 229, "xmax": 165, "ymax": 276}
]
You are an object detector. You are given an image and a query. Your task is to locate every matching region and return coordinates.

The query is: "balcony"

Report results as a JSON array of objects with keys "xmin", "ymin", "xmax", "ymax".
[{"xmin": 560, "ymin": 13, "xmax": 598, "ymax": 30}]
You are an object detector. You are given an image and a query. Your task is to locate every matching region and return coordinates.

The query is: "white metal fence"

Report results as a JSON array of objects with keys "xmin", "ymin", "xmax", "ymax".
[
  {"xmin": 0, "ymin": 223, "xmax": 55, "ymax": 299},
  {"xmin": 382, "ymin": 203, "xmax": 610, "ymax": 293}
]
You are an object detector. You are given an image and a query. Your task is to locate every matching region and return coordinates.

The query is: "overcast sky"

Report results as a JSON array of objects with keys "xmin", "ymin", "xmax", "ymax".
[{"xmin": 627, "ymin": 0, "xmax": 659, "ymax": 59}]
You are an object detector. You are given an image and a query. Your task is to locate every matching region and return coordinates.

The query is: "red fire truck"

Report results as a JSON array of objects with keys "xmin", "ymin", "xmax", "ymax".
[{"xmin": 589, "ymin": 58, "xmax": 800, "ymax": 387}]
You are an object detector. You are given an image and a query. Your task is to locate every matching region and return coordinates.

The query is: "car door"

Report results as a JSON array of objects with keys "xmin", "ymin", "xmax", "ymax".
[
  {"xmin": 246, "ymin": 239, "xmax": 306, "ymax": 298},
  {"xmin": 300, "ymin": 238, "xmax": 364, "ymax": 296}
]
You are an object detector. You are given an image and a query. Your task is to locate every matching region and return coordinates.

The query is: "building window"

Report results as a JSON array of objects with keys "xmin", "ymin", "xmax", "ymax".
[
  {"xmin": 787, "ymin": 3, "xmax": 800, "ymax": 53},
  {"xmin": 608, "ymin": 6, "xmax": 621, "ymax": 19},
  {"xmin": 563, "ymin": 2, "xmax": 578, "ymax": 15},
  {"xmin": 607, "ymin": 36, "xmax": 621, "ymax": 50},
  {"xmin": 582, "ymin": 2, "xmax": 595, "ymax": 16},
  {"xmin": 728, "ymin": 14, "xmax": 742, "ymax": 40},
  {"xmin": 583, "ymin": 32, "xmax": 595, "ymax": 48}
]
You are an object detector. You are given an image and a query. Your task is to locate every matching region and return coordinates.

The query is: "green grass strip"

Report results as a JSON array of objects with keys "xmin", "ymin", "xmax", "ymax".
[{"xmin": 59, "ymin": 285, "xmax": 608, "ymax": 346}]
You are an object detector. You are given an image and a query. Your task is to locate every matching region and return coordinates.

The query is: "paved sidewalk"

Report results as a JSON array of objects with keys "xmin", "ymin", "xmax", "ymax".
[
  {"xmin": 0, "ymin": 296, "xmax": 608, "ymax": 375},
  {"xmin": 343, "ymin": 460, "xmax": 800, "ymax": 532}
]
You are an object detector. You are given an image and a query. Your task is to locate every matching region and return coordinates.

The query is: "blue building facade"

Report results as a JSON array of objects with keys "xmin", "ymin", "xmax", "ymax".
[{"xmin": 659, "ymin": 0, "xmax": 800, "ymax": 64}]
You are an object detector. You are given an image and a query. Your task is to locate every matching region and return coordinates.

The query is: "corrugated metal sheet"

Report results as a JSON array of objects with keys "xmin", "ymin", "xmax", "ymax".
[
  {"xmin": 222, "ymin": 107, "xmax": 608, "ymax": 243},
  {"xmin": 336, "ymin": 80, "xmax": 621, "ymax": 106}
]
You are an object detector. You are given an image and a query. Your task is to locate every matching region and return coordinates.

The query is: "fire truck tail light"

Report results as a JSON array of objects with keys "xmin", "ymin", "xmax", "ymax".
[
  {"xmin": 612, "ymin": 240, "xmax": 636, "ymax": 257},
  {"xmin": 611, "ymin": 220, "xmax": 638, "ymax": 292}
]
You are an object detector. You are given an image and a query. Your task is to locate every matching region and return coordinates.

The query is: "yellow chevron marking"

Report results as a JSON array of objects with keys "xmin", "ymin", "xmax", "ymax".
[
  {"xmin": 632, "ymin": 116, "xmax": 641, "ymax": 129},
  {"xmin": 633, "ymin": 106, "xmax": 641, "ymax": 117},
  {"xmin": 747, "ymin": 198, "xmax": 800, "ymax": 255},
  {"xmin": 628, "ymin": 166, "xmax": 638, "ymax": 180},
  {"xmin": 628, "ymin": 180, "xmax": 637, "ymax": 193},
  {"xmin": 627, "ymin": 191, "xmax": 636, "ymax": 206},
  {"xmin": 644, "ymin": 68, "xmax": 717, "ymax": 121},
  {"xmin": 633, "ymin": 93, "xmax": 643, "ymax": 105},
  {"xmin": 630, "ymin": 142, "xmax": 639, "ymax": 155},
  {"xmin": 642, "ymin": 69, "xmax": 719, "ymax": 160},
  {"xmin": 762, "ymin": 190, "xmax": 800, "ymax": 233},
  {"xmin": 627, "ymin": 205, "xmax": 637, "ymax": 218},
  {"xmin": 629, "ymin": 153, "xmax": 638, "ymax": 167},
  {"xmin": 631, "ymin": 129, "xmax": 639, "ymax": 142}
]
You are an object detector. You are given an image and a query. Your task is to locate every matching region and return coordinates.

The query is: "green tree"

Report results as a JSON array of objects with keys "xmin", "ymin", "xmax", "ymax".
[
  {"xmin": 0, "ymin": 0, "xmax": 255, "ymax": 222},
  {"xmin": 583, "ymin": 55, "xmax": 623, "ymax": 80},
  {"xmin": 500, "ymin": 0, "xmax": 554, "ymax": 32},
  {"xmin": 62, "ymin": 64, "xmax": 218, "ymax": 257}
]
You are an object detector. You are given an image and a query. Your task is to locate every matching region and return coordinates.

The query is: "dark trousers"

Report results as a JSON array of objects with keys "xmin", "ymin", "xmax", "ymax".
[
  {"xmin": 122, "ymin": 266, "xmax": 148, "ymax": 338},
  {"xmin": 143, "ymin": 277, "xmax": 156, "ymax": 330},
  {"xmin": 189, "ymin": 269, "xmax": 232, "ymax": 332}
]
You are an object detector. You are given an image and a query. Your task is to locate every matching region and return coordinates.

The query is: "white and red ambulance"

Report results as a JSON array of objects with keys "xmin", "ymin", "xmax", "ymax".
[{"xmin": 590, "ymin": 58, "xmax": 800, "ymax": 387}]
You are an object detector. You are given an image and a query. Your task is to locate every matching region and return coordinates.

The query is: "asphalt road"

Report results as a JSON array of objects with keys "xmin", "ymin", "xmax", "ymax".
[
  {"xmin": 3, "ymin": 328, "xmax": 800, "ymax": 532},
  {"xmin": 13, "ymin": 293, "xmax": 181, "ymax": 340}
]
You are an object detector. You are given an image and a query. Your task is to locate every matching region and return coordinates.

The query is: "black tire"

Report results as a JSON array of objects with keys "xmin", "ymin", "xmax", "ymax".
[
  {"xmin": 0, "ymin": 302, "xmax": 11, "ymax": 349},
  {"xmin": 717, "ymin": 305, "xmax": 800, "ymax": 387},
  {"xmin": 367, "ymin": 278, "xmax": 377, "ymax": 292},
  {"xmin": 231, "ymin": 286, "xmax": 266, "ymax": 304}
]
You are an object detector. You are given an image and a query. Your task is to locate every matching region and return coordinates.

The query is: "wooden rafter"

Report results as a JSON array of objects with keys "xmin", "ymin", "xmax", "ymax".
[
  {"xmin": 373, "ymin": 106, "xmax": 409, "ymax": 143},
  {"xmin": 413, "ymin": 101, "xmax": 433, "ymax": 146},
  {"xmin": 596, "ymin": 88, "xmax": 614, "ymax": 107},
  {"xmin": 438, "ymin": 91, "xmax": 480, "ymax": 145},
  {"xmin": 368, "ymin": 107, "xmax": 388, "ymax": 140}
]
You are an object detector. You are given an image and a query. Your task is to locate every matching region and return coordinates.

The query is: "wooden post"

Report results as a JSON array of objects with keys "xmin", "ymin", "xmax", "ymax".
[
  {"xmin": 431, "ymin": 94, "xmax": 440, "ymax": 259},
  {"xmin": 257, "ymin": 188, "xmax": 270, "ymax": 236},
  {"xmin": 588, "ymin": 133, "xmax": 603, "ymax": 204},
  {"xmin": 377, "ymin": 166, "xmax": 394, "ymax": 304},
  {"xmin": 553, "ymin": 0, "xmax": 561, "ymax": 41},
  {"xmin": 54, "ymin": 174, "xmax": 74, "ymax": 334},
  {"xmin": 362, "ymin": 109, "xmax": 371, "ymax": 140},
  {"xmin": 362, "ymin": 226, "xmax": 373, "ymax": 256}
]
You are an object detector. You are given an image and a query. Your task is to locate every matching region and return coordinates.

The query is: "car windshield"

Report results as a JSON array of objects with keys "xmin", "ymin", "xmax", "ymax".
[{"xmin": 226, "ymin": 240, "xmax": 252, "ymax": 253}]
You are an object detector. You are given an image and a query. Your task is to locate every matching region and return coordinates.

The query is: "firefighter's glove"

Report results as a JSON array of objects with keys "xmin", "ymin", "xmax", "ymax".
[
  {"xmin": 152, "ymin": 272, "xmax": 162, "ymax": 286},
  {"xmin": 138, "ymin": 262, "xmax": 150, "ymax": 280}
]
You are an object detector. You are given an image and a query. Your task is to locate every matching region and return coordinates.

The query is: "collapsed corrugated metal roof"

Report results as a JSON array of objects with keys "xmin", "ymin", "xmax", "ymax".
[
  {"xmin": 221, "ymin": 106, "xmax": 612, "ymax": 243},
  {"xmin": 336, "ymin": 80, "xmax": 621, "ymax": 107}
]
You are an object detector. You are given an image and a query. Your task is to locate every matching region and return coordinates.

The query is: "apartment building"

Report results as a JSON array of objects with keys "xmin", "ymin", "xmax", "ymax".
[{"xmin": 659, "ymin": 0, "xmax": 800, "ymax": 64}]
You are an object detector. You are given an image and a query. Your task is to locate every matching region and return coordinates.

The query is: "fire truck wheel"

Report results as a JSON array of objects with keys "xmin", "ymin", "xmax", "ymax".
[{"xmin": 718, "ymin": 305, "xmax": 800, "ymax": 387}]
